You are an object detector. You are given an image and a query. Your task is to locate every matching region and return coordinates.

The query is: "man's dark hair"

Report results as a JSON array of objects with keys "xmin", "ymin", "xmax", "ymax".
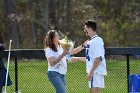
[{"xmin": 85, "ymin": 20, "xmax": 96, "ymax": 31}]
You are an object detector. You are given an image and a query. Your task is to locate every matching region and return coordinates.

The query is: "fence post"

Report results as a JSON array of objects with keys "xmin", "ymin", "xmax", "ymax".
[
  {"xmin": 14, "ymin": 57, "xmax": 18, "ymax": 93},
  {"xmin": 126, "ymin": 54, "xmax": 130, "ymax": 93}
]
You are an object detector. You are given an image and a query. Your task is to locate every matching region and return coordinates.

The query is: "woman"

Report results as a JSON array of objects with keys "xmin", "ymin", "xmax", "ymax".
[{"xmin": 44, "ymin": 30, "xmax": 68, "ymax": 93}]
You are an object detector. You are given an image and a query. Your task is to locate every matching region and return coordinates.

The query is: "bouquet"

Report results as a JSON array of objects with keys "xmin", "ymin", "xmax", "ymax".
[{"xmin": 59, "ymin": 37, "xmax": 75, "ymax": 50}]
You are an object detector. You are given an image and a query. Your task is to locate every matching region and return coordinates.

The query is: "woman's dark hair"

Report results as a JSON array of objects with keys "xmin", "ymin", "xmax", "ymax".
[
  {"xmin": 85, "ymin": 20, "xmax": 96, "ymax": 31},
  {"xmin": 44, "ymin": 30, "xmax": 59, "ymax": 52}
]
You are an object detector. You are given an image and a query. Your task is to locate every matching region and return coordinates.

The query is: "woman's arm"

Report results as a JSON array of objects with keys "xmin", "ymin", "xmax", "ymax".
[{"xmin": 48, "ymin": 50, "xmax": 68, "ymax": 66}]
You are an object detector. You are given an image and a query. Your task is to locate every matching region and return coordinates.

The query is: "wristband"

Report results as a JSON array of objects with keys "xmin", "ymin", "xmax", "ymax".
[
  {"xmin": 96, "ymin": 56, "xmax": 102, "ymax": 61},
  {"xmin": 81, "ymin": 44, "xmax": 86, "ymax": 48},
  {"xmin": 81, "ymin": 44, "xmax": 84, "ymax": 48}
]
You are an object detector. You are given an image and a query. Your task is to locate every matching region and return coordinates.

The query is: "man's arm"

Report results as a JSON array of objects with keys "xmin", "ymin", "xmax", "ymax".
[
  {"xmin": 69, "ymin": 45, "xmax": 83, "ymax": 54},
  {"xmin": 69, "ymin": 40, "xmax": 88, "ymax": 55},
  {"xmin": 70, "ymin": 57, "xmax": 86, "ymax": 62},
  {"xmin": 87, "ymin": 57, "xmax": 102, "ymax": 80}
]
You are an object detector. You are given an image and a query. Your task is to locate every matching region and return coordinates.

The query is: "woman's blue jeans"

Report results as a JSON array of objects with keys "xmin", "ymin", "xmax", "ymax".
[{"xmin": 48, "ymin": 71, "xmax": 66, "ymax": 93}]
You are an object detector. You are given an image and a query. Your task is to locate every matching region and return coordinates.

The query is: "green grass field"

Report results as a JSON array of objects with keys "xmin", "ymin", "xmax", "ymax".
[{"xmin": 2, "ymin": 58, "xmax": 140, "ymax": 93}]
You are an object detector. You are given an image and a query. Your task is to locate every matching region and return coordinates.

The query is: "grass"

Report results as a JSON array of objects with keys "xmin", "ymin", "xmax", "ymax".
[{"xmin": 2, "ymin": 58, "xmax": 140, "ymax": 93}]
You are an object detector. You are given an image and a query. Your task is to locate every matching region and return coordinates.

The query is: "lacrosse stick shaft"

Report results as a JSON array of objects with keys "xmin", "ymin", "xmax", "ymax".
[{"xmin": 3, "ymin": 40, "xmax": 12, "ymax": 93}]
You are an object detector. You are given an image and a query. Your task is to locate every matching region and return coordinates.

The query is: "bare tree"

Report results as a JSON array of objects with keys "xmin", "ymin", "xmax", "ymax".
[
  {"xmin": 64, "ymin": 0, "xmax": 71, "ymax": 35},
  {"xmin": 137, "ymin": 0, "xmax": 140, "ymax": 17},
  {"xmin": 44, "ymin": 0, "xmax": 49, "ymax": 32},
  {"xmin": 4, "ymin": 0, "xmax": 19, "ymax": 48},
  {"xmin": 29, "ymin": 0, "xmax": 36, "ymax": 45},
  {"xmin": 55, "ymin": 0, "xmax": 60, "ymax": 30},
  {"xmin": 115, "ymin": 0, "xmax": 121, "ymax": 18}
]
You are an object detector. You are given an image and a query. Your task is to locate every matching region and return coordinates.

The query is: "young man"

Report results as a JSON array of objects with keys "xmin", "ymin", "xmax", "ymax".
[{"xmin": 70, "ymin": 20, "xmax": 107, "ymax": 93}]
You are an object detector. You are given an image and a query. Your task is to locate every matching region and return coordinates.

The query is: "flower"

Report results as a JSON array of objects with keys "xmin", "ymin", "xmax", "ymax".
[{"xmin": 59, "ymin": 37, "xmax": 75, "ymax": 50}]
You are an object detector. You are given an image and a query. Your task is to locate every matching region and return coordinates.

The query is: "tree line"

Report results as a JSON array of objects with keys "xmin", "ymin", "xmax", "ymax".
[{"xmin": 0, "ymin": 0, "xmax": 140, "ymax": 49}]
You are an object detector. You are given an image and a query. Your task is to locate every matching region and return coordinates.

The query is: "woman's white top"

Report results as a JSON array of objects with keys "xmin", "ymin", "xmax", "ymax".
[{"xmin": 44, "ymin": 45, "xmax": 67, "ymax": 75}]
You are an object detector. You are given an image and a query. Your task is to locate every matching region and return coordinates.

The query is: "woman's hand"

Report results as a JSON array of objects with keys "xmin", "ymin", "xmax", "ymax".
[{"xmin": 61, "ymin": 49, "xmax": 69, "ymax": 57}]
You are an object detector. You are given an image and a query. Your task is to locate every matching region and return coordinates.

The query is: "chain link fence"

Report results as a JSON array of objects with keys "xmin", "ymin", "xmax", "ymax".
[{"xmin": 1, "ymin": 48, "xmax": 140, "ymax": 93}]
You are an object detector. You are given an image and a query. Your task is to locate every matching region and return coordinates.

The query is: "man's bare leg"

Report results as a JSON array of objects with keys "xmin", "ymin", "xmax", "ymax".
[{"xmin": 90, "ymin": 87, "xmax": 101, "ymax": 93}]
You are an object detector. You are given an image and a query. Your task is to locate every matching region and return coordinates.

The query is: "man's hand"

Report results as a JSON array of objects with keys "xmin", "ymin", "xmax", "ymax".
[
  {"xmin": 87, "ymin": 72, "xmax": 93, "ymax": 81},
  {"xmin": 69, "ymin": 57, "xmax": 77, "ymax": 63}
]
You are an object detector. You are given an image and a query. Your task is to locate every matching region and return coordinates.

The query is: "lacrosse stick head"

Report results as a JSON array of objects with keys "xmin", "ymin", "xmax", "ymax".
[{"xmin": 0, "ymin": 44, "xmax": 5, "ymax": 51}]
